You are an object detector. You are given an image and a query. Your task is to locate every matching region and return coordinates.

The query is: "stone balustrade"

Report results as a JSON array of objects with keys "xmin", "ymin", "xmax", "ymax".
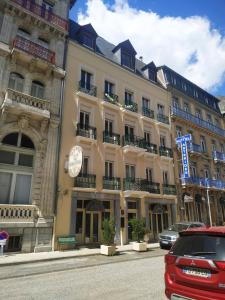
[{"xmin": 0, "ymin": 204, "xmax": 39, "ymax": 222}]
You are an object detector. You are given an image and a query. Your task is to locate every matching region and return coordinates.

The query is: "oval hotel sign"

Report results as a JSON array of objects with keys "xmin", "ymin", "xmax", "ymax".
[{"xmin": 68, "ymin": 146, "xmax": 83, "ymax": 178}]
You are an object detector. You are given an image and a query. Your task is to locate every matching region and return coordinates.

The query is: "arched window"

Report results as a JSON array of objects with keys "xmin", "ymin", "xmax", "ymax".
[
  {"xmin": 31, "ymin": 80, "xmax": 45, "ymax": 99},
  {"xmin": 0, "ymin": 133, "xmax": 35, "ymax": 205},
  {"xmin": 8, "ymin": 72, "xmax": 24, "ymax": 92}
]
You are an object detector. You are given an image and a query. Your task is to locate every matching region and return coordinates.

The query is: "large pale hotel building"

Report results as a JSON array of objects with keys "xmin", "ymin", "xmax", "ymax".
[{"xmin": 55, "ymin": 21, "xmax": 177, "ymax": 245}]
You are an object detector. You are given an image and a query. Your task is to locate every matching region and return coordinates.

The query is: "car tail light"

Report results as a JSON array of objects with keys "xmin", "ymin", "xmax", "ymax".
[
  {"xmin": 214, "ymin": 261, "xmax": 225, "ymax": 271},
  {"xmin": 165, "ymin": 254, "xmax": 177, "ymax": 265}
]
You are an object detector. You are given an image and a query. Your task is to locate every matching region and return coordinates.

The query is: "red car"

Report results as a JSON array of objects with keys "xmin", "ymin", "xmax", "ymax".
[{"xmin": 165, "ymin": 226, "xmax": 225, "ymax": 300}]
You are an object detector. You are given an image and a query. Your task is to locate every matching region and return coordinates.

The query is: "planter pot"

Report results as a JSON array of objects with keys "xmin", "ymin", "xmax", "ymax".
[
  {"xmin": 100, "ymin": 245, "xmax": 116, "ymax": 256},
  {"xmin": 133, "ymin": 242, "xmax": 147, "ymax": 252}
]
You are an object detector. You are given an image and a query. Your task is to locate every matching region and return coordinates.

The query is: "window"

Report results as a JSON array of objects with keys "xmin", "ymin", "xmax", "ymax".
[
  {"xmin": 207, "ymin": 113, "xmax": 212, "ymax": 124},
  {"xmin": 80, "ymin": 111, "xmax": 89, "ymax": 129},
  {"xmin": 125, "ymin": 125, "xmax": 134, "ymax": 137},
  {"xmin": 220, "ymin": 144, "xmax": 224, "ymax": 153},
  {"xmin": 142, "ymin": 97, "xmax": 150, "ymax": 109},
  {"xmin": 191, "ymin": 164, "xmax": 197, "ymax": 177},
  {"xmin": 160, "ymin": 135, "xmax": 166, "ymax": 147},
  {"xmin": 211, "ymin": 140, "xmax": 216, "ymax": 152},
  {"xmin": 75, "ymin": 212, "xmax": 83, "ymax": 234},
  {"xmin": 80, "ymin": 157, "xmax": 88, "ymax": 175},
  {"xmin": 38, "ymin": 37, "xmax": 49, "ymax": 49},
  {"xmin": 195, "ymin": 109, "xmax": 201, "ymax": 118},
  {"xmin": 17, "ymin": 28, "xmax": 30, "ymax": 39},
  {"xmin": 144, "ymin": 131, "xmax": 151, "ymax": 144},
  {"xmin": 105, "ymin": 161, "xmax": 113, "ymax": 178},
  {"xmin": 125, "ymin": 164, "xmax": 135, "ymax": 179},
  {"xmin": 0, "ymin": 11, "xmax": 3, "ymax": 33},
  {"xmin": 157, "ymin": 104, "xmax": 164, "ymax": 115},
  {"xmin": 80, "ymin": 70, "xmax": 92, "ymax": 90},
  {"xmin": 105, "ymin": 119, "xmax": 113, "ymax": 136},
  {"xmin": 82, "ymin": 34, "xmax": 94, "ymax": 48},
  {"xmin": 215, "ymin": 118, "xmax": 220, "ymax": 128},
  {"xmin": 121, "ymin": 52, "xmax": 133, "ymax": 69},
  {"xmin": 146, "ymin": 168, "xmax": 153, "ymax": 182},
  {"xmin": 163, "ymin": 171, "xmax": 169, "ymax": 184},
  {"xmin": 104, "ymin": 81, "xmax": 114, "ymax": 96},
  {"xmin": 172, "ymin": 97, "xmax": 179, "ymax": 108},
  {"xmin": 176, "ymin": 126, "xmax": 182, "ymax": 137},
  {"xmin": 31, "ymin": 81, "xmax": 45, "ymax": 99},
  {"xmin": 0, "ymin": 133, "xmax": 34, "ymax": 204},
  {"xmin": 42, "ymin": 0, "xmax": 54, "ymax": 11},
  {"xmin": 125, "ymin": 90, "xmax": 133, "ymax": 105},
  {"xmin": 183, "ymin": 102, "xmax": 189, "ymax": 113},
  {"xmin": 200, "ymin": 136, "xmax": 206, "ymax": 152},
  {"xmin": 215, "ymin": 168, "xmax": 220, "ymax": 180},
  {"xmin": 204, "ymin": 167, "xmax": 210, "ymax": 179},
  {"xmin": 8, "ymin": 73, "xmax": 24, "ymax": 92}
]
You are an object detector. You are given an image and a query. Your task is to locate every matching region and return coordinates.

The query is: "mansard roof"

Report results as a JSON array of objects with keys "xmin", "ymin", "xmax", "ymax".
[
  {"xmin": 78, "ymin": 24, "xmax": 98, "ymax": 37},
  {"xmin": 112, "ymin": 39, "xmax": 137, "ymax": 55},
  {"xmin": 141, "ymin": 61, "xmax": 156, "ymax": 71}
]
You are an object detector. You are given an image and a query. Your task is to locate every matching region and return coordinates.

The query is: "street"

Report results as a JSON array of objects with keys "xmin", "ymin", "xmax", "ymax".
[{"xmin": 0, "ymin": 248, "xmax": 167, "ymax": 300}]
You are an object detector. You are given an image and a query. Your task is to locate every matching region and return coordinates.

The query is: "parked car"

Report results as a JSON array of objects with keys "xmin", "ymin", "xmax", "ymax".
[
  {"xmin": 159, "ymin": 222, "xmax": 205, "ymax": 249},
  {"xmin": 165, "ymin": 226, "xmax": 225, "ymax": 300}
]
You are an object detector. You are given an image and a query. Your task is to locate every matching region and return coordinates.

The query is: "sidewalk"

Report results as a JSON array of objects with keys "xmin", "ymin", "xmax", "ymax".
[{"xmin": 0, "ymin": 242, "xmax": 159, "ymax": 266}]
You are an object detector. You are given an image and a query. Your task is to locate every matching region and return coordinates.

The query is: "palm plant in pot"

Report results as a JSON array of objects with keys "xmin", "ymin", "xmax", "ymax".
[
  {"xmin": 100, "ymin": 218, "xmax": 116, "ymax": 256},
  {"xmin": 130, "ymin": 218, "xmax": 148, "ymax": 252}
]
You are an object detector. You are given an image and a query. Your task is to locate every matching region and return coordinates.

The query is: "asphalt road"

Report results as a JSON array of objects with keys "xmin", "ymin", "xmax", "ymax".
[{"xmin": 0, "ymin": 248, "xmax": 168, "ymax": 300}]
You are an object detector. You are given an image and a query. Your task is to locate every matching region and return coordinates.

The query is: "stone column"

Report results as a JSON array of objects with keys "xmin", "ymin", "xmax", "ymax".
[{"xmin": 114, "ymin": 198, "xmax": 121, "ymax": 245}]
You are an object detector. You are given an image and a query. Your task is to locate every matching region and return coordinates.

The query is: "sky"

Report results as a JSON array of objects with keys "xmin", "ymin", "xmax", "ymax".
[{"xmin": 70, "ymin": 0, "xmax": 225, "ymax": 97}]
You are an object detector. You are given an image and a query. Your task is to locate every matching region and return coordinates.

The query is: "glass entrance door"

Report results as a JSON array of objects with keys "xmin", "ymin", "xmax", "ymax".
[
  {"xmin": 85, "ymin": 212, "xmax": 100, "ymax": 243},
  {"xmin": 128, "ymin": 213, "xmax": 137, "ymax": 240},
  {"xmin": 151, "ymin": 213, "xmax": 164, "ymax": 241}
]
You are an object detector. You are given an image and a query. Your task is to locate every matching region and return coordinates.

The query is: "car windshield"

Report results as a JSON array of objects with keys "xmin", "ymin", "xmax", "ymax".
[
  {"xmin": 170, "ymin": 234, "xmax": 225, "ymax": 260},
  {"xmin": 168, "ymin": 224, "xmax": 189, "ymax": 232}
]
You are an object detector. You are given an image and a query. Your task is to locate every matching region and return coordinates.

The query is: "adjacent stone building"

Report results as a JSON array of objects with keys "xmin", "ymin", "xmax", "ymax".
[
  {"xmin": 55, "ymin": 21, "xmax": 177, "ymax": 247},
  {"xmin": 0, "ymin": 0, "xmax": 75, "ymax": 252}
]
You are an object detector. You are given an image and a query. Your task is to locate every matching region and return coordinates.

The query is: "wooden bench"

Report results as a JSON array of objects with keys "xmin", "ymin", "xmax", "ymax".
[{"xmin": 57, "ymin": 235, "xmax": 77, "ymax": 251}]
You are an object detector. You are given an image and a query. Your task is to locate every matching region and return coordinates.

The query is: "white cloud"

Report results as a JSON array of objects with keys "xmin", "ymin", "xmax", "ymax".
[{"xmin": 77, "ymin": 0, "xmax": 225, "ymax": 93}]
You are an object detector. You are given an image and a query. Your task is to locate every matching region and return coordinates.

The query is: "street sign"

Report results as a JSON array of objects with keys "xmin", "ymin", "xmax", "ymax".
[
  {"xmin": 176, "ymin": 134, "xmax": 192, "ymax": 178},
  {"xmin": 0, "ymin": 240, "xmax": 6, "ymax": 246}
]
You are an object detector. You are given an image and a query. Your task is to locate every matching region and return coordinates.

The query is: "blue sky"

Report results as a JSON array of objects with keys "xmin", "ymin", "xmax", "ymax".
[{"xmin": 70, "ymin": 0, "xmax": 225, "ymax": 97}]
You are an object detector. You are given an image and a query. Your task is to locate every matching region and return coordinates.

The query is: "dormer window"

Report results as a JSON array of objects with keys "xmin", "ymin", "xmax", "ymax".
[
  {"xmin": 112, "ymin": 39, "xmax": 136, "ymax": 71},
  {"xmin": 121, "ymin": 52, "xmax": 133, "ymax": 69},
  {"xmin": 83, "ymin": 34, "xmax": 94, "ymax": 49},
  {"xmin": 77, "ymin": 24, "xmax": 98, "ymax": 50}
]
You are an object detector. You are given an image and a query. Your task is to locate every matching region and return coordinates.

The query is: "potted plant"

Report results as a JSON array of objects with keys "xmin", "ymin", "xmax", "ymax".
[
  {"xmin": 130, "ymin": 218, "xmax": 148, "ymax": 252},
  {"xmin": 100, "ymin": 218, "xmax": 116, "ymax": 256}
]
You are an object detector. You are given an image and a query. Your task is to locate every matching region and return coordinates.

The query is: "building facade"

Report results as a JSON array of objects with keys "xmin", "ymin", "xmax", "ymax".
[
  {"xmin": 158, "ymin": 66, "xmax": 225, "ymax": 225},
  {"xmin": 0, "ymin": 0, "xmax": 75, "ymax": 252},
  {"xmin": 55, "ymin": 22, "xmax": 177, "ymax": 247}
]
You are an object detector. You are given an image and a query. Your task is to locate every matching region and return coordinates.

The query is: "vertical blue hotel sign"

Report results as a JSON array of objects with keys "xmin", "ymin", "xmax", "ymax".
[{"xmin": 176, "ymin": 134, "xmax": 192, "ymax": 178}]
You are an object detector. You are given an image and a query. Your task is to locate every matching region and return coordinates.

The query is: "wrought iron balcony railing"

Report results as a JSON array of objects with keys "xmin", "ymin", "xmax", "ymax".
[
  {"xmin": 76, "ymin": 123, "xmax": 97, "ymax": 140},
  {"xmin": 104, "ymin": 92, "xmax": 119, "ymax": 105},
  {"xmin": 11, "ymin": 0, "xmax": 68, "ymax": 31},
  {"xmin": 74, "ymin": 174, "xmax": 96, "ymax": 188},
  {"xmin": 123, "ymin": 178, "xmax": 160, "ymax": 194},
  {"xmin": 122, "ymin": 135, "xmax": 145, "ymax": 148},
  {"xmin": 212, "ymin": 151, "xmax": 225, "ymax": 163},
  {"xmin": 103, "ymin": 131, "xmax": 120, "ymax": 145},
  {"xmin": 159, "ymin": 146, "xmax": 173, "ymax": 157},
  {"xmin": 181, "ymin": 176, "xmax": 225, "ymax": 190},
  {"xmin": 144, "ymin": 142, "xmax": 158, "ymax": 154},
  {"xmin": 103, "ymin": 176, "xmax": 121, "ymax": 190},
  {"xmin": 163, "ymin": 184, "xmax": 176, "ymax": 195},
  {"xmin": 142, "ymin": 107, "xmax": 154, "ymax": 119},
  {"xmin": 123, "ymin": 101, "xmax": 138, "ymax": 113},
  {"xmin": 78, "ymin": 81, "xmax": 97, "ymax": 97},
  {"xmin": 171, "ymin": 106, "xmax": 225, "ymax": 138},
  {"xmin": 187, "ymin": 142, "xmax": 205, "ymax": 154},
  {"xmin": 157, "ymin": 113, "xmax": 169, "ymax": 124},
  {"xmin": 13, "ymin": 36, "xmax": 55, "ymax": 64}
]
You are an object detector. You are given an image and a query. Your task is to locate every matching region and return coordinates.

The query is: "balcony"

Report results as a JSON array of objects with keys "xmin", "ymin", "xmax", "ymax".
[
  {"xmin": 122, "ymin": 135, "xmax": 145, "ymax": 148},
  {"xmin": 1, "ymin": 88, "xmax": 50, "ymax": 119},
  {"xmin": 74, "ymin": 174, "xmax": 96, "ymax": 189},
  {"xmin": 123, "ymin": 101, "xmax": 138, "ymax": 113},
  {"xmin": 76, "ymin": 124, "xmax": 97, "ymax": 140},
  {"xmin": 103, "ymin": 131, "xmax": 120, "ymax": 145},
  {"xmin": 212, "ymin": 151, "xmax": 225, "ymax": 163},
  {"xmin": 103, "ymin": 177, "xmax": 121, "ymax": 190},
  {"xmin": 157, "ymin": 113, "xmax": 169, "ymax": 124},
  {"xmin": 0, "ymin": 204, "xmax": 38, "ymax": 224},
  {"xmin": 159, "ymin": 146, "xmax": 173, "ymax": 158},
  {"xmin": 13, "ymin": 36, "xmax": 55, "ymax": 65},
  {"xmin": 145, "ymin": 142, "xmax": 158, "ymax": 154},
  {"xmin": 142, "ymin": 107, "xmax": 154, "ymax": 119},
  {"xmin": 187, "ymin": 142, "xmax": 205, "ymax": 155},
  {"xmin": 163, "ymin": 184, "xmax": 176, "ymax": 195},
  {"xmin": 104, "ymin": 92, "xmax": 119, "ymax": 106},
  {"xmin": 181, "ymin": 177, "xmax": 225, "ymax": 190},
  {"xmin": 78, "ymin": 81, "xmax": 97, "ymax": 98},
  {"xmin": 171, "ymin": 106, "xmax": 225, "ymax": 138},
  {"xmin": 123, "ymin": 178, "xmax": 160, "ymax": 194},
  {"xmin": 11, "ymin": 0, "xmax": 68, "ymax": 31}
]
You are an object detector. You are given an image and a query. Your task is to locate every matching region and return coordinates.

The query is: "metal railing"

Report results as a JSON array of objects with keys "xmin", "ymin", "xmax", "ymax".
[
  {"xmin": 123, "ymin": 178, "xmax": 160, "ymax": 194},
  {"xmin": 163, "ymin": 184, "xmax": 176, "ymax": 195},
  {"xmin": 123, "ymin": 101, "xmax": 138, "ymax": 113},
  {"xmin": 78, "ymin": 81, "xmax": 97, "ymax": 97},
  {"xmin": 103, "ymin": 131, "xmax": 120, "ymax": 145},
  {"xmin": 187, "ymin": 142, "xmax": 204, "ymax": 154},
  {"xmin": 145, "ymin": 142, "xmax": 158, "ymax": 154},
  {"xmin": 181, "ymin": 176, "xmax": 225, "ymax": 190},
  {"xmin": 212, "ymin": 151, "xmax": 225, "ymax": 163},
  {"xmin": 157, "ymin": 113, "xmax": 169, "ymax": 124},
  {"xmin": 5, "ymin": 88, "xmax": 50, "ymax": 110},
  {"xmin": 103, "ymin": 176, "xmax": 121, "ymax": 190},
  {"xmin": 159, "ymin": 146, "xmax": 173, "ymax": 157},
  {"xmin": 11, "ymin": 0, "xmax": 68, "ymax": 31},
  {"xmin": 74, "ymin": 174, "xmax": 96, "ymax": 188},
  {"xmin": 76, "ymin": 123, "xmax": 97, "ymax": 140},
  {"xmin": 13, "ymin": 36, "xmax": 55, "ymax": 64},
  {"xmin": 122, "ymin": 135, "xmax": 145, "ymax": 148},
  {"xmin": 104, "ymin": 92, "xmax": 119, "ymax": 105},
  {"xmin": 142, "ymin": 107, "xmax": 154, "ymax": 119},
  {"xmin": 171, "ymin": 105, "xmax": 225, "ymax": 138}
]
